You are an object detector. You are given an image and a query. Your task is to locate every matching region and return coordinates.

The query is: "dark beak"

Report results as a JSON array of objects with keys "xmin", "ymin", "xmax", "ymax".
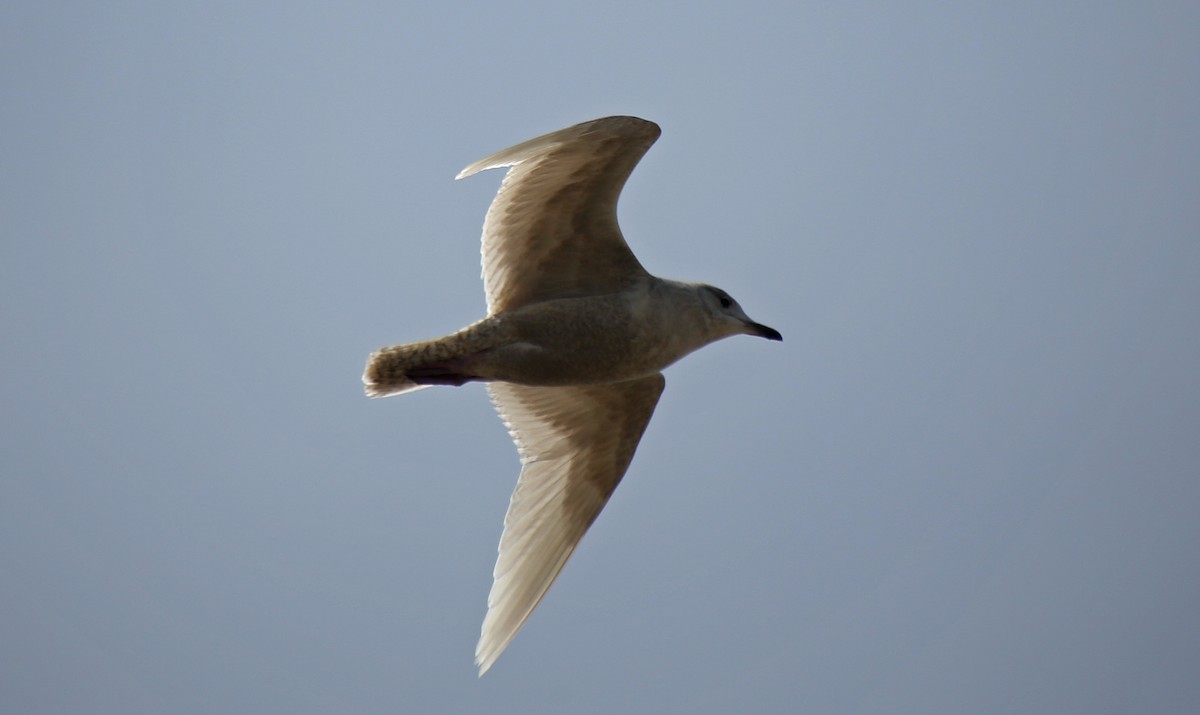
[{"xmin": 749, "ymin": 322, "xmax": 783, "ymax": 341}]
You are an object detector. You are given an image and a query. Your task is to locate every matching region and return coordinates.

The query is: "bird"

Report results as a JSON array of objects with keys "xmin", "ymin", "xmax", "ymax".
[{"xmin": 363, "ymin": 115, "xmax": 781, "ymax": 675}]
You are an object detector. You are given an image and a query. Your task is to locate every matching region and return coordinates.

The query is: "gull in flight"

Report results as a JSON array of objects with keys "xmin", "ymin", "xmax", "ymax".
[{"xmin": 363, "ymin": 116, "xmax": 781, "ymax": 674}]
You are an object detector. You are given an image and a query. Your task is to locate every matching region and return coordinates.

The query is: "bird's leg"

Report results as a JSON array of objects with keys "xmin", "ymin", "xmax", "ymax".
[{"xmin": 405, "ymin": 353, "xmax": 484, "ymax": 387}]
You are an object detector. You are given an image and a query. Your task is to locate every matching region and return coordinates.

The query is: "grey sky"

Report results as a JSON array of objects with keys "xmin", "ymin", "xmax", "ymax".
[{"xmin": 3, "ymin": 2, "xmax": 1198, "ymax": 713}]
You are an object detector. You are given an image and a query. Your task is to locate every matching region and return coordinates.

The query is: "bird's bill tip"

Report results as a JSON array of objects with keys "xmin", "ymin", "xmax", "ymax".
[{"xmin": 748, "ymin": 322, "xmax": 782, "ymax": 341}]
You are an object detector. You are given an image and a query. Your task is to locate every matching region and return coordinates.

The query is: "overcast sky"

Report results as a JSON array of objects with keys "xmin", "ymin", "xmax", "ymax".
[{"xmin": 3, "ymin": 2, "xmax": 1198, "ymax": 713}]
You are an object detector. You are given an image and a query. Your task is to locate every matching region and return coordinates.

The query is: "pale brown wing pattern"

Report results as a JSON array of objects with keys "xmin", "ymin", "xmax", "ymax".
[
  {"xmin": 476, "ymin": 373, "xmax": 666, "ymax": 674},
  {"xmin": 456, "ymin": 116, "xmax": 661, "ymax": 314}
]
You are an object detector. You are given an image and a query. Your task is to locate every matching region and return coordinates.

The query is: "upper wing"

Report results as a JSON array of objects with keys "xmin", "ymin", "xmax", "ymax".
[
  {"xmin": 476, "ymin": 374, "xmax": 667, "ymax": 674},
  {"xmin": 456, "ymin": 116, "xmax": 661, "ymax": 314}
]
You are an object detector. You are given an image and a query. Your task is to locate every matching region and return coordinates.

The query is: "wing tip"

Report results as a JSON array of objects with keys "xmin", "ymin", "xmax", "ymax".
[
  {"xmin": 455, "ymin": 115, "xmax": 661, "ymax": 181},
  {"xmin": 475, "ymin": 648, "xmax": 499, "ymax": 677},
  {"xmin": 475, "ymin": 622, "xmax": 516, "ymax": 677},
  {"xmin": 455, "ymin": 164, "xmax": 482, "ymax": 180}
]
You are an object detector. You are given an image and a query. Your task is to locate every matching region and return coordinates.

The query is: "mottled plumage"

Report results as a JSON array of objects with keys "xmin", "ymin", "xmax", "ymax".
[{"xmin": 363, "ymin": 116, "xmax": 780, "ymax": 674}]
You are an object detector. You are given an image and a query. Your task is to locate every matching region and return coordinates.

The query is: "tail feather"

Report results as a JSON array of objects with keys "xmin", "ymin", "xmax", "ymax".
[
  {"xmin": 363, "ymin": 332, "xmax": 487, "ymax": 397},
  {"xmin": 364, "ymin": 318, "xmax": 507, "ymax": 398},
  {"xmin": 363, "ymin": 344, "xmax": 434, "ymax": 398}
]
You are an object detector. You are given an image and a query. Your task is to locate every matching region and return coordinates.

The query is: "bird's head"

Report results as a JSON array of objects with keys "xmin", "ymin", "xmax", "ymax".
[{"xmin": 696, "ymin": 284, "xmax": 782, "ymax": 342}]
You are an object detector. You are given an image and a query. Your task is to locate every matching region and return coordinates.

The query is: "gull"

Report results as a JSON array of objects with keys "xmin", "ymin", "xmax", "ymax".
[{"xmin": 363, "ymin": 116, "xmax": 781, "ymax": 674}]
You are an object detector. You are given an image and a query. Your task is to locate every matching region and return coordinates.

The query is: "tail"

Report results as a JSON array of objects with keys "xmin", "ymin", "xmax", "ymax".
[
  {"xmin": 362, "ymin": 343, "xmax": 433, "ymax": 398},
  {"xmin": 363, "ymin": 334, "xmax": 487, "ymax": 398}
]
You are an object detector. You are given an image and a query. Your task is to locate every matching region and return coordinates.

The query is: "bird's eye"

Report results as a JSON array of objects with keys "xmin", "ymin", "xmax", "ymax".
[{"xmin": 719, "ymin": 296, "xmax": 732, "ymax": 309}]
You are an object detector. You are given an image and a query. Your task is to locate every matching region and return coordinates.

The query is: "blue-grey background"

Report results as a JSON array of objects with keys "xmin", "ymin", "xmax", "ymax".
[{"xmin": 3, "ymin": 2, "xmax": 1198, "ymax": 713}]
